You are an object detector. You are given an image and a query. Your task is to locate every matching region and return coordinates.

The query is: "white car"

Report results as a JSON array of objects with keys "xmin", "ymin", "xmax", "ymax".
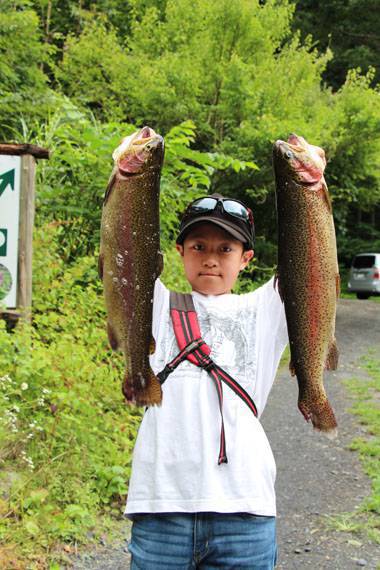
[{"xmin": 347, "ymin": 253, "xmax": 380, "ymax": 299}]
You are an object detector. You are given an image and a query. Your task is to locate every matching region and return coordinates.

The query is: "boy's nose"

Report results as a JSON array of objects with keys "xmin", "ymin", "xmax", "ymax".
[{"xmin": 203, "ymin": 257, "xmax": 217, "ymax": 267}]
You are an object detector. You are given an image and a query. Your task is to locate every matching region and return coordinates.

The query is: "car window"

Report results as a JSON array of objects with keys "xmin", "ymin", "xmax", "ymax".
[{"xmin": 353, "ymin": 255, "xmax": 376, "ymax": 269}]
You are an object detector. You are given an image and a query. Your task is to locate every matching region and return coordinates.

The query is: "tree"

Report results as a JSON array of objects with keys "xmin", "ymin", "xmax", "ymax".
[
  {"xmin": 56, "ymin": 20, "xmax": 130, "ymax": 121},
  {"xmin": 293, "ymin": 0, "xmax": 380, "ymax": 90},
  {"xmin": 0, "ymin": 5, "xmax": 51, "ymax": 138}
]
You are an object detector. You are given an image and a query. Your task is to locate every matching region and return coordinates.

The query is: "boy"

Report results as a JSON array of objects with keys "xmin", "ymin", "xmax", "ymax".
[{"xmin": 126, "ymin": 193, "xmax": 288, "ymax": 569}]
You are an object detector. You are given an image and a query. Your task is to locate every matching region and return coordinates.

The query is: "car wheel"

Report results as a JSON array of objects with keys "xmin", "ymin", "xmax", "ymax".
[{"xmin": 356, "ymin": 293, "xmax": 370, "ymax": 300}]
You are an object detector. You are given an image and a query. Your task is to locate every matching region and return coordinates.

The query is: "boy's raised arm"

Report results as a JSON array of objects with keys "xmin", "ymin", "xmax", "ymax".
[{"xmin": 98, "ymin": 127, "xmax": 165, "ymax": 407}]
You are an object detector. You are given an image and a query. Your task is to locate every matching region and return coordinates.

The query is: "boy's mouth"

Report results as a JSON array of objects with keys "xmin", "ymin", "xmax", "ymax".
[{"xmin": 199, "ymin": 272, "xmax": 221, "ymax": 277}]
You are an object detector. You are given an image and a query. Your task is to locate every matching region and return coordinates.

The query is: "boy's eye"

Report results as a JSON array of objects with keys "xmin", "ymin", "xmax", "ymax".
[
  {"xmin": 193, "ymin": 244, "xmax": 204, "ymax": 251},
  {"xmin": 221, "ymin": 246, "xmax": 232, "ymax": 252}
]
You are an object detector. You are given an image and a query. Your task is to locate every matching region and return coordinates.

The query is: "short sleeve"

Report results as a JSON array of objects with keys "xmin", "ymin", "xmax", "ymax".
[
  {"xmin": 249, "ymin": 277, "xmax": 288, "ymax": 415},
  {"xmin": 152, "ymin": 278, "xmax": 169, "ymax": 342}
]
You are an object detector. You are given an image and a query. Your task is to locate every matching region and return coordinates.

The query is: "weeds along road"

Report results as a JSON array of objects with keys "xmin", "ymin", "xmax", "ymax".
[{"xmin": 71, "ymin": 298, "xmax": 380, "ymax": 570}]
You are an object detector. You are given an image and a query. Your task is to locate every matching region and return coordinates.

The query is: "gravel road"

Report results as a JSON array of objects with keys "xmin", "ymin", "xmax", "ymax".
[{"xmin": 71, "ymin": 298, "xmax": 380, "ymax": 570}]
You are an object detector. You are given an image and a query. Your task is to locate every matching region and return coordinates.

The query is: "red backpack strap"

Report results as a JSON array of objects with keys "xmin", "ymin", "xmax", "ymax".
[
  {"xmin": 157, "ymin": 291, "xmax": 258, "ymax": 466},
  {"xmin": 170, "ymin": 292, "xmax": 211, "ymax": 365}
]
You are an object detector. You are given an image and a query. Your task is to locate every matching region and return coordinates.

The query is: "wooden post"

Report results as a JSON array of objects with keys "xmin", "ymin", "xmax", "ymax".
[
  {"xmin": 0, "ymin": 143, "xmax": 49, "ymax": 327},
  {"xmin": 17, "ymin": 155, "xmax": 36, "ymax": 320}
]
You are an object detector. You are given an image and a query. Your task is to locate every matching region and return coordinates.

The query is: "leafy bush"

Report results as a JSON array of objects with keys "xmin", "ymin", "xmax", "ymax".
[
  {"xmin": 0, "ymin": 225, "xmax": 142, "ymax": 562},
  {"xmin": 0, "ymin": 5, "xmax": 52, "ymax": 138}
]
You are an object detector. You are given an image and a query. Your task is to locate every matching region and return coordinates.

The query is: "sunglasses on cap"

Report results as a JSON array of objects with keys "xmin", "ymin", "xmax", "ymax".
[{"xmin": 183, "ymin": 196, "xmax": 254, "ymax": 226}]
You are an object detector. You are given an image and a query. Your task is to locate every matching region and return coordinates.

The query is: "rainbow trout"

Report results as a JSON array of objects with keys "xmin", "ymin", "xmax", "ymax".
[
  {"xmin": 99, "ymin": 126, "xmax": 164, "ymax": 406},
  {"xmin": 273, "ymin": 134, "xmax": 339, "ymax": 435}
]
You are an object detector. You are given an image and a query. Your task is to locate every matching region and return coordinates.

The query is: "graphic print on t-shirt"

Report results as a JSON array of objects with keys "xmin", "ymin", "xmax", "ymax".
[{"xmin": 163, "ymin": 302, "xmax": 257, "ymax": 383}]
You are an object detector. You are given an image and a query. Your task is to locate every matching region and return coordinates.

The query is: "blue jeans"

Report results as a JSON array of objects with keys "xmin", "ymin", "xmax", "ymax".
[{"xmin": 128, "ymin": 512, "xmax": 277, "ymax": 569}]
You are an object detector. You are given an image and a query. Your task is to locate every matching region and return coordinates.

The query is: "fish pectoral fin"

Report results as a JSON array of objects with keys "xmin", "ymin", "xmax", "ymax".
[
  {"xmin": 325, "ymin": 338, "xmax": 339, "ymax": 370},
  {"xmin": 274, "ymin": 272, "xmax": 284, "ymax": 302},
  {"xmin": 103, "ymin": 167, "xmax": 117, "ymax": 206},
  {"xmin": 107, "ymin": 322, "xmax": 119, "ymax": 350},
  {"xmin": 149, "ymin": 336, "xmax": 156, "ymax": 354},
  {"xmin": 322, "ymin": 179, "xmax": 332, "ymax": 213},
  {"xmin": 336, "ymin": 274, "xmax": 341, "ymax": 298},
  {"xmin": 98, "ymin": 253, "xmax": 104, "ymax": 280}
]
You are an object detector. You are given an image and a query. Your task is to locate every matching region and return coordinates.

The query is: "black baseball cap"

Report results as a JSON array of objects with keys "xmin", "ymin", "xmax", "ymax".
[{"xmin": 176, "ymin": 193, "xmax": 255, "ymax": 249}]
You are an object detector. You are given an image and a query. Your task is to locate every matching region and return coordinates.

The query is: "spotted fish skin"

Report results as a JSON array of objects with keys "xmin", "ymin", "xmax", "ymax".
[
  {"xmin": 273, "ymin": 134, "xmax": 339, "ymax": 435},
  {"xmin": 99, "ymin": 127, "xmax": 164, "ymax": 406}
]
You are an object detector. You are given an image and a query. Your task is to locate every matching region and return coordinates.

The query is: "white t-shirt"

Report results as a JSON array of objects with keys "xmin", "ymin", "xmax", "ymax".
[{"xmin": 125, "ymin": 277, "xmax": 288, "ymax": 517}]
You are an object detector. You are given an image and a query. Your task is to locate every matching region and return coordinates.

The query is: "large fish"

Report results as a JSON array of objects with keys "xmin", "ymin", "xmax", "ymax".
[
  {"xmin": 273, "ymin": 134, "xmax": 339, "ymax": 435},
  {"xmin": 99, "ymin": 126, "xmax": 164, "ymax": 406}
]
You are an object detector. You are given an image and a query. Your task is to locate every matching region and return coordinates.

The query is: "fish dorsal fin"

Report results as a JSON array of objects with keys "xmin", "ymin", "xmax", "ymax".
[
  {"xmin": 336, "ymin": 274, "xmax": 341, "ymax": 298},
  {"xmin": 321, "ymin": 178, "xmax": 332, "ymax": 213},
  {"xmin": 98, "ymin": 252, "xmax": 104, "ymax": 280},
  {"xmin": 103, "ymin": 166, "xmax": 118, "ymax": 206},
  {"xmin": 325, "ymin": 337, "xmax": 339, "ymax": 370}
]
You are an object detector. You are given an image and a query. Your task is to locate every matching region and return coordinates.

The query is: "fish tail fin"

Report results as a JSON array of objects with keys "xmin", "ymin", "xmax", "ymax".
[
  {"xmin": 325, "ymin": 338, "xmax": 339, "ymax": 370},
  {"xmin": 122, "ymin": 367, "xmax": 162, "ymax": 407},
  {"xmin": 298, "ymin": 398, "xmax": 337, "ymax": 437}
]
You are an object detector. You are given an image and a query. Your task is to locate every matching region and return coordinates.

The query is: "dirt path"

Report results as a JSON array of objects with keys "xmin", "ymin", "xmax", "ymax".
[
  {"xmin": 71, "ymin": 299, "xmax": 380, "ymax": 569},
  {"xmin": 262, "ymin": 298, "xmax": 380, "ymax": 569}
]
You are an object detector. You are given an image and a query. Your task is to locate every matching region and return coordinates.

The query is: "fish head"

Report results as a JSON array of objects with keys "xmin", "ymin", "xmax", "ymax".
[
  {"xmin": 273, "ymin": 134, "xmax": 326, "ymax": 189},
  {"xmin": 112, "ymin": 126, "xmax": 164, "ymax": 176}
]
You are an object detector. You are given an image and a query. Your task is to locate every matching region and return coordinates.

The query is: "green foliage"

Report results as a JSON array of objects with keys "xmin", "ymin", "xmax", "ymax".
[
  {"xmin": 0, "ymin": 225, "xmax": 142, "ymax": 561},
  {"xmin": 2, "ymin": 0, "xmax": 379, "ymax": 258},
  {"xmin": 293, "ymin": 0, "xmax": 380, "ymax": 89},
  {"xmin": 326, "ymin": 70, "xmax": 380, "ymax": 214},
  {"xmin": 161, "ymin": 119, "xmax": 258, "ymax": 247},
  {"xmin": 0, "ymin": 6, "xmax": 51, "ymax": 138},
  {"xmin": 16, "ymin": 102, "xmax": 256, "ymax": 259},
  {"xmin": 1, "ymin": 0, "xmax": 380, "ymax": 563},
  {"xmin": 55, "ymin": 20, "xmax": 130, "ymax": 121}
]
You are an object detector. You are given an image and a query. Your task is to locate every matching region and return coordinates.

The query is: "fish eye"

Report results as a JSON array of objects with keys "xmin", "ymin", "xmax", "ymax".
[{"xmin": 285, "ymin": 150, "xmax": 293, "ymax": 159}]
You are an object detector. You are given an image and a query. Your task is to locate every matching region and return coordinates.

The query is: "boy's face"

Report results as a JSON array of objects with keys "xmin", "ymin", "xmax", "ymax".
[{"xmin": 176, "ymin": 222, "xmax": 254, "ymax": 295}]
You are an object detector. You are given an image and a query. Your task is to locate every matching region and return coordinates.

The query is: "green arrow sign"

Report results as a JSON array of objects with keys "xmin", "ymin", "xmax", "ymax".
[
  {"xmin": 0, "ymin": 169, "xmax": 15, "ymax": 197},
  {"xmin": 0, "ymin": 229, "xmax": 7, "ymax": 256}
]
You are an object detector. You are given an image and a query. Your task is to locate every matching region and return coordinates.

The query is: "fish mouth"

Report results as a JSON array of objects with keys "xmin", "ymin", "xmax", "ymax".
[
  {"xmin": 274, "ymin": 136, "xmax": 323, "ymax": 186},
  {"xmin": 287, "ymin": 133, "xmax": 306, "ymax": 149},
  {"xmin": 113, "ymin": 126, "xmax": 164, "ymax": 175}
]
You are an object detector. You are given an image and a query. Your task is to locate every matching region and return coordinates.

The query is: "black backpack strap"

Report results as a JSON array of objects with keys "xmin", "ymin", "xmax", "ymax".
[{"xmin": 157, "ymin": 338, "xmax": 207, "ymax": 384}]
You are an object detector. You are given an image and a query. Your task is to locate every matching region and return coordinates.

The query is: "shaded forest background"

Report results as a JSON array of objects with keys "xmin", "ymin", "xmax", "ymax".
[
  {"xmin": 0, "ymin": 1, "xmax": 379, "ymax": 566},
  {"xmin": 1, "ymin": 0, "xmax": 380, "ymax": 269}
]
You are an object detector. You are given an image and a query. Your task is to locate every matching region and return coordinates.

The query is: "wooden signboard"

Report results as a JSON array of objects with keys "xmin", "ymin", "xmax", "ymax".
[{"xmin": 0, "ymin": 143, "xmax": 49, "ymax": 323}]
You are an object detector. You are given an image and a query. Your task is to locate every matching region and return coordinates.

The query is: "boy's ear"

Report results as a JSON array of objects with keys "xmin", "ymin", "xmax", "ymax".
[
  {"xmin": 176, "ymin": 244, "xmax": 184, "ymax": 257},
  {"xmin": 240, "ymin": 249, "xmax": 254, "ymax": 270}
]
